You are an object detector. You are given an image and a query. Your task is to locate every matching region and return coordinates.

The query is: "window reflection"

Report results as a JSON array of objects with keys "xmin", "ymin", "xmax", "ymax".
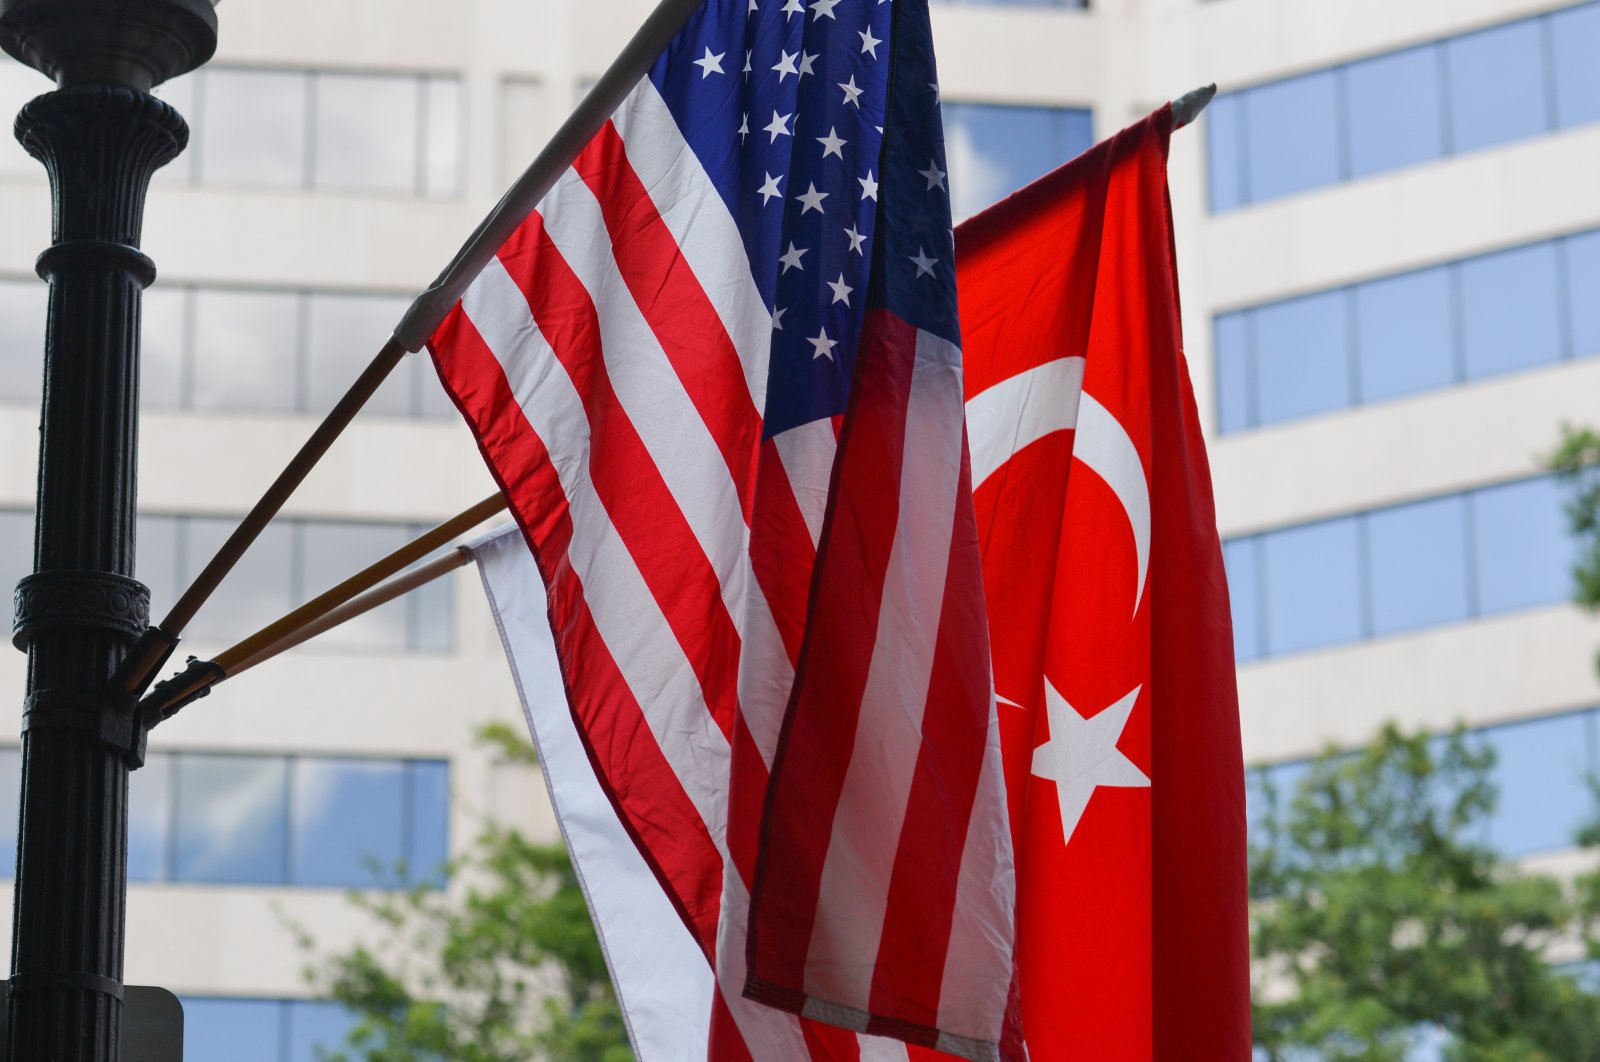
[
  {"xmin": 291, "ymin": 759, "xmax": 406, "ymax": 886},
  {"xmin": 184, "ymin": 517, "xmax": 295, "ymax": 645},
  {"xmin": 0, "ymin": 277, "xmax": 46, "ymax": 405},
  {"xmin": 174, "ymin": 755, "xmax": 290, "ymax": 885},
  {"xmin": 1345, "ymin": 46, "xmax": 1445, "ymax": 178},
  {"xmin": 1458, "ymin": 243, "xmax": 1562, "ymax": 379},
  {"xmin": 1253, "ymin": 290, "xmax": 1351, "ymax": 426},
  {"xmin": 1242, "ymin": 71, "xmax": 1342, "ymax": 203},
  {"xmin": 128, "ymin": 752, "xmax": 173, "ymax": 882},
  {"xmin": 1444, "ymin": 21, "xmax": 1549, "ymax": 154},
  {"xmin": 942, "ymin": 103, "xmax": 1093, "ymax": 221},
  {"xmin": 1553, "ymin": 4, "xmax": 1600, "ymax": 128},
  {"xmin": 190, "ymin": 289, "xmax": 301, "ymax": 412},
  {"xmin": 1365, "ymin": 495, "xmax": 1470, "ymax": 635},
  {"xmin": 313, "ymin": 73, "xmax": 419, "ymax": 194},
  {"xmin": 198, "ymin": 69, "xmax": 308, "ymax": 187},
  {"xmin": 181, "ymin": 998, "xmax": 281, "ymax": 1062},
  {"xmin": 1353, "ymin": 267, "xmax": 1455, "ymax": 403},
  {"xmin": 1261, "ymin": 516, "xmax": 1363, "ymax": 656},
  {"xmin": 299, "ymin": 522, "xmax": 412, "ymax": 648},
  {"xmin": 0, "ymin": 59, "xmax": 46, "ymax": 178}
]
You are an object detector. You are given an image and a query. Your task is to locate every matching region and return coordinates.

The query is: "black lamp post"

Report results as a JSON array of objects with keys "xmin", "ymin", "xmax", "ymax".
[{"xmin": 0, "ymin": 1, "xmax": 216, "ymax": 1056}]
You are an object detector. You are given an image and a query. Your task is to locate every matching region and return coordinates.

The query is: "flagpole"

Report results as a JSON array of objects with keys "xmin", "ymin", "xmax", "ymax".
[{"xmin": 1170, "ymin": 83, "xmax": 1216, "ymax": 130}]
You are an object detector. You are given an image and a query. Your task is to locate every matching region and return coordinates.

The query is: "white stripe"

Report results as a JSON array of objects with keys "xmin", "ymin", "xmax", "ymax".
[
  {"xmin": 935, "ymin": 687, "xmax": 1014, "ymax": 1044},
  {"xmin": 802, "ymin": 330, "xmax": 965, "ymax": 1010},
  {"xmin": 858, "ymin": 1039, "xmax": 913, "ymax": 1061},
  {"xmin": 471, "ymin": 526, "xmax": 716, "ymax": 1060},
  {"xmin": 613, "ymin": 79, "xmax": 772, "ymax": 414},
  {"xmin": 966, "ymin": 355, "xmax": 1084, "ymax": 490},
  {"xmin": 462, "ymin": 258, "xmax": 732, "ymax": 851},
  {"xmin": 772, "ymin": 418, "xmax": 838, "ymax": 549}
]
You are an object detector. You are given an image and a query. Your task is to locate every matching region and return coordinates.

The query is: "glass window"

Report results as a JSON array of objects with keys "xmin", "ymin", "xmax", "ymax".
[
  {"xmin": 408, "ymin": 760, "xmax": 451, "ymax": 885},
  {"xmin": 128, "ymin": 752, "xmax": 172, "ymax": 882},
  {"xmin": 1444, "ymin": 20, "xmax": 1549, "ymax": 153},
  {"xmin": 1484, "ymin": 711, "xmax": 1592, "ymax": 856},
  {"xmin": 0, "ymin": 509, "xmax": 34, "ymax": 602},
  {"xmin": 1213, "ymin": 312, "xmax": 1252, "ymax": 432},
  {"xmin": 1345, "ymin": 45, "xmax": 1446, "ymax": 178},
  {"xmin": 190, "ymin": 289, "xmax": 300, "ymax": 412},
  {"xmin": 410, "ymin": 567, "xmax": 456, "ymax": 651},
  {"xmin": 1261, "ymin": 516, "xmax": 1364, "ymax": 655},
  {"xmin": 174, "ymin": 755, "xmax": 289, "ymax": 884},
  {"xmin": 197, "ymin": 68, "xmax": 308, "ymax": 186},
  {"xmin": 1552, "ymin": 4, "xmax": 1600, "ymax": 129},
  {"xmin": 292, "ymin": 758, "xmax": 406, "ymax": 886},
  {"xmin": 182, "ymin": 998, "xmax": 282, "ymax": 1062},
  {"xmin": 1242, "ymin": 71, "xmax": 1342, "ymax": 203},
  {"xmin": 1205, "ymin": 93, "xmax": 1245, "ymax": 213},
  {"xmin": 141, "ymin": 286, "xmax": 188, "ymax": 408},
  {"xmin": 423, "ymin": 75, "xmax": 463, "ymax": 198},
  {"xmin": 417, "ymin": 357, "xmax": 459, "ymax": 419},
  {"xmin": 943, "ymin": 104, "xmax": 1093, "ymax": 221},
  {"xmin": 306, "ymin": 293, "xmax": 411, "ymax": 415},
  {"xmin": 0, "ymin": 59, "xmax": 47, "ymax": 177},
  {"xmin": 0, "ymin": 746, "xmax": 19, "ymax": 879},
  {"xmin": 1365, "ymin": 495, "xmax": 1470, "ymax": 635},
  {"xmin": 135, "ymin": 514, "xmax": 181, "ymax": 622},
  {"xmin": 1223, "ymin": 537, "xmax": 1260, "ymax": 663},
  {"xmin": 287, "ymin": 1000, "xmax": 359, "ymax": 1062},
  {"xmin": 1252, "ymin": 290, "xmax": 1352, "ymax": 425},
  {"xmin": 1472, "ymin": 476, "xmax": 1576, "ymax": 615},
  {"xmin": 313, "ymin": 73, "xmax": 419, "ymax": 194},
  {"xmin": 0, "ymin": 277, "xmax": 47, "ymax": 405},
  {"xmin": 1459, "ymin": 243, "xmax": 1563, "ymax": 379},
  {"xmin": 184, "ymin": 518, "xmax": 294, "ymax": 644},
  {"xmin": 1567, "ymin": 230, "xmax": 1600, "ymax": 358},
  {"xmin": 1354, "ymin": 266, "xmax": 1457, "ymax": 403},
  {"xmin": 299, "ymin": 522, "xmax": 411, "ymax": 648}
]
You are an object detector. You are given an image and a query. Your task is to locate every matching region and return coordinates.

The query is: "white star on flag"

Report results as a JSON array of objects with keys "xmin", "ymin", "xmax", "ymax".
[
  {"xmin": 782, "ymin": 0, "xmax": 804, "ymax": 18},
  {"xmin": 808, "ymin": 327, "xmax": 838, "ymax": 359},
  {"xmin": 827, "ymin": 273, "xmax": 853, "ymax": 305},
  {"xmin": 811, "ymin": 0, "xmax": 841, "ymax": 20},
  {"xmin": 817, "ymin": 127, "xmax": 847, "ymax": 159},
  {"xmin": 757, "ymin": 172, "xmax": 783, "ymax": 204},
  {"xmin": 771, "ymin": 306, "xmax": 786, "ymax": 331},
  {"xmin": 858, "ymin": 169, "xmax": 879, "ymax": 200},
  {"xmin": 838, "ymin": 75, "xmax": 863, "ymax": 107},
  {"xmin": 795, "ymin": 182, "xmax": 828, "ymax": 214},
  {"xmin": 859, "ymin": 28, "xmax": 881, "ymax": 57},
  {"xmin": 772, "ymin": 50, "xmax": 798, "ymax": 81},
  {"xmin": 798, "ymin": 51, "xmax": 818, "ymax": 78},
  {"xmin": 764, "ymin": 110, "xmax": 793, "ymax": 142},
  {"xmin": 693, "ymin": 47, "xmax": 725, "ymax": 78},
  {"xmin": 843, "ymin": 223, "xmax": 867, "ymax": 254},
  {"xmin": 909, "ymin": 247, "xmax": 938, "ymax": 277},
  {"xmin": 919, "ymin": 159, "xmax": 946, "ymax": 190},
  {"xmin": 1031, "ymin": 681, "xmax": 1150, "ymax": 845},
  {"xmin": 779, "ymin": 242, "xmax": 807, "ymax": 273}
]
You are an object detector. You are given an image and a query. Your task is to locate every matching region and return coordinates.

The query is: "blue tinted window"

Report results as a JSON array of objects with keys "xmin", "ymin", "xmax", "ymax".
[
  {"xmin": 1485, "ymin": 711, "xmax": 1592, "ymax": 856},
  {"xmin": 1567, "ymin": 231, "xmax": 1600, "ymax": 357},
  {"xmin": 1459, "ymin": 243, "xmax": 1563, "ymax": 379},
  {"xmin": 1223, "ymin": 538, "xmax": 1261, "ymax": 663},
  {"xmin": 128, "ymin": 752, "xmax": 171, "ymax": 882},
  {"xmin": 1445, "ymin": 20, "xmax": 1550, "ymax": 153},
  {"xmin": 0, "ymin": 746, "xmax": 18, "ymax": 880},
  {"xmin": 1253, "ymin": 290, "xmax": 1352, "ymax": 425},
  {"xmin": 1206, "ymin": 93, "xmax": 1245, "ymax": 212},
  {"xmin": 1552, "ymin": 4, "xmax": 1600, "ymax": 128},
  {"xmin": 183, "ymin": 998, "xmax": 282, "ymax": 1062},
  {"xmin": 1472, "ymin": 476, "xmax": 1575, "ymax": 614},
  {"xmin": 1354, "ymin": 266, "xmax": 1457, "ymax": 403},
  {"xmin": 408, "ymin": 760, "xmax": 451, "ymax": 886},
  {"xmin": 1262, "ymin": 516, "xmax": 1364, "ymax": 655},
  {"xmin": 1243, "ymin": 71, "xmax": 1342, "ymax": 202},
  {"xmin": 1345, "ymin": 45, "xmax": 1446, "ymax": 177},
  {"xmin": 175, "ymin": 755, "xmax": 289, "ymax": 884},
  {"xmin": 1366, "ymin": 496, "xmax": 1470, "ymax": 635},
  {"xmin": 287, "ymin": 1000, "xmax": 360, "ymax": 1062},
  {"xmin": 1247, "ymin": 759, "xmax": 1310, "ymax": 844},
  {"xmin": 1214, "ymin": 312, "xmax": 1252, "ymax": 433},
  {"xmin": 943, "ymin": 104, "xmax": 1093, "ymax": 220},
  {"xmin": 292, "ymin": 759, "xmax": 406, "ymax": 887}
]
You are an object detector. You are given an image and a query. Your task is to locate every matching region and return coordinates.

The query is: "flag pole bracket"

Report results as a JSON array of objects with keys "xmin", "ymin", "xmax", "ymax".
[
  {"xmin": 1171, "ymin": 83, "xmax": 1217, "ymax": 130},
  {"xmin": 140, "ymin": 656, "xmax": 224, "ymax": 728}
]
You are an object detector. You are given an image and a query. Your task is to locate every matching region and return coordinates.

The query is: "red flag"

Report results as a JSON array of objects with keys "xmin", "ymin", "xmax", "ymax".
[{"xmin": 957, "ymin": 108, "xmax": 1250, "ymax": 1059}]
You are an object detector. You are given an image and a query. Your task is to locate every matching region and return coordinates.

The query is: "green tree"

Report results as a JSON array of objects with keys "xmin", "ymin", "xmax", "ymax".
[
  {"xmin": 298, "ymin": 724, "xmax": 632, "ymax": 1062},
  {"xmin": 1250, "ymin": 724, "xmax": 1600, "ymax": 1061},
  {"xmin": 1551, "ymin": 425, "xmax": 1600, "ymax": 672}
]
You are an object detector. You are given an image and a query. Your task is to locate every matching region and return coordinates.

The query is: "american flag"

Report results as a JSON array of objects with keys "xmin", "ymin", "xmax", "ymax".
[{"xmin": 429, "ymin": 0, "xmax": 1014, "ymax": 1057}]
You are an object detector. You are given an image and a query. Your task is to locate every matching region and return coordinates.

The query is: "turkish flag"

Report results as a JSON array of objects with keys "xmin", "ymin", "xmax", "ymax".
[{"xmin": 955, "ymin": 108, "xmax": 1250, "ymax": 1059}]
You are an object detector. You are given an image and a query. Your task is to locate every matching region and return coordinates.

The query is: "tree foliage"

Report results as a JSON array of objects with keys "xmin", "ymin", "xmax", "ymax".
[
  {"xmin": 1250, "ymin": 724, "xmax": 1600, "ymax": 1061},
  {"xmin": 298, "ymin": 727, "xmax": 632, "ymax": 1062},
  {"xmin": 1551, "ymin": 425, "xmax": 1600, "ymax": 653}
]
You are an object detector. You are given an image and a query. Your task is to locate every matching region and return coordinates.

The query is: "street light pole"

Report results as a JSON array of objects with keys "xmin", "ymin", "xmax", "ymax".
[{"xmin": 0, "ymin": 1, "xmax": 216, "ymax": 1056}]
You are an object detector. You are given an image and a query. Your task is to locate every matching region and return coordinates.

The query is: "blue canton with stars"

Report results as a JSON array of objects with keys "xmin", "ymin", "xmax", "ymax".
[{"xmin": 647, "ymin": 0, "xmax": 959, "ymax": 438}]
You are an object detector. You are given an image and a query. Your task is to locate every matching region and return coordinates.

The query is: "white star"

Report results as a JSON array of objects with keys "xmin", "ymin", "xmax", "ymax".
[
  {"xmin": 693, "ymin": 47, "xmax": 725, "ymax": 78},
  {"xmin": 772, "ymin": 50, "xmax": 798, "ymax": 81},
  {"xmin": 858, "ymin": 169, "xmax": 879, "ymax": 200},
  {"xmin": 827, "ymin": 272, "xmax": 854, "ymax": 305},
  {"xmin": 919, "ymin": 158, "xmax": 946, "ymax": 191},
  {"xmin": 757, "ymin": 172, "xmax": 783, "ymax": 205},
  {"xmin": 798, "ymin": 51, "xmax": 818, "ymax": 79},
  {"xmin": 843, "ymin": 223, "xmax": 867, "ymax": 254},
  {"xmin": 858, "ymin": 27, "xmax": 882, "ymax": 58},
  {"xmin": 811, "ymin": 0, "xmax": 841, "ymax": 19},
  {"xmin": 795, "ymin": 182, "xmax": 828, "ymax": 214},
  {"xmin": 808, "ymin": 327, "xmax": 838, "ymax": 360},
  {"xmin": 738, "ymin": 112, "xmax": 749, "ymax": 143},
  {"xmin": 779, "ymin": 242, "xmax": 807, "ymax": 273},
  {"xmin": 764, "ymin": 110, "xmax": 794, "ymax": 142},
  {"xmin": 772, "ymin": 306, "xmax": 787, "ymax": 331},
  {"xmin": 929, "ymin": 81, "xmax": 940, "ymax": 103},
  {"xmin": 1031, "ymin": 681, "xmax": 1149, "ymax": 845},
  {"xmin": 744, "ymin": 50, "xmax": 752, "ymax": 77},
  {"xmin": 782, "ymin": 0, "xmax": 804, "ymax": 18},
  {"xmin": 817, "ymin": 127, "xmax": 847, "ymax": 159},
  {"xmin": 910, "ymin": 247, "xmax": 938, "ymax": 277},
  {"xmin": 838, "ymin": 75, "xmax": 863, "ymax": 108},
  {"xmin": 749, "ymin": 0, "xmax": 758, "ymax": 10}
]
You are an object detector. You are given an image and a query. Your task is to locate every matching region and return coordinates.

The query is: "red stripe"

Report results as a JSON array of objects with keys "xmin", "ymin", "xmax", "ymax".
[
  {"xmin": 869, "ymin": 439, "xmax": 992, "ymax": 1028},
  {"xmin": 574, "ymin": 123, "xmax": 762, "ymax": 522},
  {"xmin": 749, "ymin": 440, "xmax": 819, "ymax": 664},
  {"xmin": 746, "ymin": 309, "xmax": 917, "ymax": 995},
  {"xmin": 495, "ymin": 216, "xmax": 744, "ymax": 745},
  {"xmin": 430, "ymin": 296, "xmax": 725, "ymax": 961},
  {"xmin": 708, "ymin": 988, "xmax": 757, "ymax": 1062}
]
